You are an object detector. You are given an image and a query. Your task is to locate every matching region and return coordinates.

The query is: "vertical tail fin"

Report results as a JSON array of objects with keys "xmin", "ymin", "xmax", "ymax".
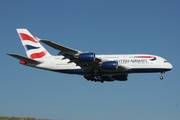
[{"xmin": 16, "ymin": 28, "xmax": 51, "ymax": 59}]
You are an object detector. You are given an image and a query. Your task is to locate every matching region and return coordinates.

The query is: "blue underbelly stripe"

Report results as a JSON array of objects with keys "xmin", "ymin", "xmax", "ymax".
[{"xmin": 51, "ymin": 68, "xmax": 171, "ymax": 74}]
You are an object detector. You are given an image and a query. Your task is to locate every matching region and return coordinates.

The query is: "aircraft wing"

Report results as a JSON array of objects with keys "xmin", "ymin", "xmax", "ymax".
[
  {"xmin": 40, "ymin": 40, "xmax": 128, "ymax": 73},
  {"xmin": 40, "ymin": 40, "xmax": 81, "ymax": 54}
]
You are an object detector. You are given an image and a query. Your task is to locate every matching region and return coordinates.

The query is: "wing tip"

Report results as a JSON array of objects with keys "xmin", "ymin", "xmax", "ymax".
[{"xmin": 40, "ymin": 39, "xmax": 51, "ymax": 42}]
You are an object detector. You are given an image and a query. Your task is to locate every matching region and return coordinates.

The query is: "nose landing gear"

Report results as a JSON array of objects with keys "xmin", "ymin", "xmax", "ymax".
[
  {"xmin": 160, "ymin": 72, "xmax": 164, "ymax": 80},
  {"xmin": 160, "ymin": 76, "xmax": 163, "ymax": 80}
]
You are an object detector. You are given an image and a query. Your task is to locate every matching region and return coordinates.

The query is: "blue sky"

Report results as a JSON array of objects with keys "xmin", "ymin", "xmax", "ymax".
[{"xmin": 0, "ymin": 0, "xmax": 179, "ymax": 120}]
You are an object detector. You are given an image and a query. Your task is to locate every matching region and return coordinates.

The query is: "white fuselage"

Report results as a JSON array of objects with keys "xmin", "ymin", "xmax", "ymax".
[{"xmin": 27, "ymin": 54, "xmax": 172, "ymax": 76}]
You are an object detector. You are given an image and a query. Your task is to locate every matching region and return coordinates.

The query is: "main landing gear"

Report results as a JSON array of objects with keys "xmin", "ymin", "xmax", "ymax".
[
  {"xmin": 84, "ymin": 74, "xmax": 104, "ymax": 83},
  {"xmin": 160, "ymin": 72, "xmax": 164, "ymax": 80}
]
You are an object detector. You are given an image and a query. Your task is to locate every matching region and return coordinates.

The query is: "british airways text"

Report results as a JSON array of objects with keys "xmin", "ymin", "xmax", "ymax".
[{"xmin": 116, "ymin": 59, "xmax": 148, "ymax": 64}]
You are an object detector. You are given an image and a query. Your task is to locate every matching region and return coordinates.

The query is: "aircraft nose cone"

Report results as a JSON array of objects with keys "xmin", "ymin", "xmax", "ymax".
[
  {"xmin": 170, "ymin": 63, "xmax": 173, "ymax": 69},
  {"xmin": 168, "ymin": 63, "xmax": 173, "ymax": 70}
]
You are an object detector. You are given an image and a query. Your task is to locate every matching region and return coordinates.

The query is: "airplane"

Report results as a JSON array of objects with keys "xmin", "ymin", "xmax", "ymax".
[{"xmin": 7, "ymin": 28, "xmax": 173, "ymax": 83}]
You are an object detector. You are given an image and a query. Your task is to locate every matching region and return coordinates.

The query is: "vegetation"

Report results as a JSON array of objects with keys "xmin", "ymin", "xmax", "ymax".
[{"xmin": 0, "ymin": 117, "xmax": 50, "ymax": 120}]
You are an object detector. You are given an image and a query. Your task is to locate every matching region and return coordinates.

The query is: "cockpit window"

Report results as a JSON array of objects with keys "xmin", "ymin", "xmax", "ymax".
[{"xmin": 164, "ymin": 61, "xmax": 168, "ymax": 63}]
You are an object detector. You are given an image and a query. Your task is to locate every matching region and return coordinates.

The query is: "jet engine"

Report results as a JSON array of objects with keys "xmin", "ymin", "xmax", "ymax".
[
  {"xmin": 79, "ymin": 52, "xmax": 95, "ymax": 62},
  {"xmin": 102, "ymin": 61, "xmax": 118, "ymax": 70}
]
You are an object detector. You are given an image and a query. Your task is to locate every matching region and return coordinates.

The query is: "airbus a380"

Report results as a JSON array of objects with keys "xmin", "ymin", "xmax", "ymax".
[{"xmin": 7, "ymin": 29, "xmax": 173, "ymax": 83}]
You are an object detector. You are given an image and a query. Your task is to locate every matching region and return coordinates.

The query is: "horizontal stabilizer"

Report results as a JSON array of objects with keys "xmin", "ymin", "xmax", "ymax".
[{"xmin": 7, "ymin": 53, "xmax": 41, "ymax": 64}]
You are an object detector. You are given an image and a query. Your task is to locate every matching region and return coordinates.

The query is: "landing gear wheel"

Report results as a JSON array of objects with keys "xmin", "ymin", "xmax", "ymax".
[
  {"xmin": 160, "ymin": 76, "xmax": 163, "ymax": 80},
  {"xmin": 100, "ymin": 80, "xmax": 104, "ymax": 83}
]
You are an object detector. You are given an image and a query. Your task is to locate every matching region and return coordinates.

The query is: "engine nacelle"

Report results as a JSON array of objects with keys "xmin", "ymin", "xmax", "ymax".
[
  {"xmin": 112, "ymin": 75, "xmax": 128, "ymax": 81},
  {"xmin": 79, "ymin": 52, "xmax": 95, "ymax": 62},
  {"xmin": 102, "ymin": 61, "xmax": 118, "ymax": 70}
]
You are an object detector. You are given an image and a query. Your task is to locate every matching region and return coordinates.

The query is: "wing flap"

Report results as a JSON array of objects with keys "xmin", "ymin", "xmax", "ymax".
[{"xmin": 7, "ymin": 53, "xmax": 41, "ymax": 64}]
